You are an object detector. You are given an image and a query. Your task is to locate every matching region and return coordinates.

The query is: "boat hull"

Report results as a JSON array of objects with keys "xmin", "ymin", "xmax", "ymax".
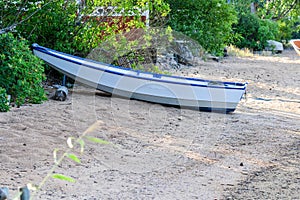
[
  {"xmin": 32, "ymin": 44, "xmax": 247, "ymax": 113},
  {"xmin": 290, "ymin": 39, "xmax": 300, "ymax": 56}
]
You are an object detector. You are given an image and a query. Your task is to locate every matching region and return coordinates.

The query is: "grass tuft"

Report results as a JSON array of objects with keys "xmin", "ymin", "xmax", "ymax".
[{"xmin": 227, "ymin": 45, "xmax": 254, "ymax": 57}]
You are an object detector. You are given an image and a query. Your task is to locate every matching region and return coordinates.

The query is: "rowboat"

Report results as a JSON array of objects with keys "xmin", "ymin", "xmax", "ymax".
[
  {"xmin": 290, "ymin": 39, "xmax": 300, "ymax": 56},
  {"xmin": 32, "ymin": 43, "xmax": 247, "ymax": 113}
]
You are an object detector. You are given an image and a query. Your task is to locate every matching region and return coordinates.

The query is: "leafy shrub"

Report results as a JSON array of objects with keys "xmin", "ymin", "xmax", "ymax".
[
  {"xmin": 0, "ymin": 33, "xmax": 47, "ymax": 107},
  {"xmin": 16, "ymin": 0, "xmax": 81, "ymax": 55},
  {"xmin": 14, "ymin": 0, "xmax": 169, "ymax": 57},
  {"xmin": 166, "ymin": 0, "xmax": 237, "ymax": 56},
  {"xmin": 232, "ymin": 0, "xmax": 299, "ymax": 44},
  {"xmin": 233, "ymin": 13, "xmax": 279, "ymax": 51},
  {"xmin": 0, "ymin": 87, "xmax": 9, "ymax": 112},
  {"xmin": 277, "ymin": 19, "xmax": 300, "ymax": 42},
  {"xmin": 258, "ymin": 19, "xmax": 279, "ymax": 48},
  {"xmin": 233, "ymin": 13, "xmax": 260, "ymax": 49}
]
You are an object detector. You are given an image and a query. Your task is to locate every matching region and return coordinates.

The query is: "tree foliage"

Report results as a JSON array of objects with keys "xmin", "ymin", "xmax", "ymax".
[
  {"xmin": 1, "ymin": 0, "xmax": 170, "ymax": 56},
  {"xmin": 256, "ymin": 0, "xmax": 300, "ymax": 21},
  {"xmin": 0, "ymin": 33, "xmax": 46, "ymax": 108},
  {"xmin": 0, "ymin": 87, "xmax": 10, "ymax": 112},
  {"xmin": 232, "ymin": 0, "xmax": 300, "ymax": 43},
  {"xmin": 166, "ymin": 0, "xmax": 237, "ymax": 56},
  {"xmin": 233, "ymin": 13, "xmax": 279, "ymax": 51},
  {"xmin": 0, "ymin": 0, "xmax": 299, "ymax": 63},
  {"xmin": 0, "ymin": 0, "xmax": 169, "ymax": 110},
  {"xmin": 258, "ymin": 0, "xmax": 300, "ymax": 40}
]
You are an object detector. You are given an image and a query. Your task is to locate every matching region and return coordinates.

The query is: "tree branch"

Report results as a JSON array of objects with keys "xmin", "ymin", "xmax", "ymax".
[
  {"xmin": 279, "ymin": 0, "xmax": 298, "ymax": 19},
  {"xmin": 273, "ymin": 0, "xmax": 298, "ymax": 20},
  {"xmin": 0, "ymin": 0, "xmax": 56, "ymax": 34}
]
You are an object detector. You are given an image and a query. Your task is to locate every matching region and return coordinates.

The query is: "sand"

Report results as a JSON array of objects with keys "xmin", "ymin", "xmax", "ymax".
[{"xmin": 0, "ymin": 50, "xmax": 299, "ymax": 199}]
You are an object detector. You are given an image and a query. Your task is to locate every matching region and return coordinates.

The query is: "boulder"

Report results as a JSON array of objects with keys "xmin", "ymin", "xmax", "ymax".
[{"xmin": 266, "ymin": 40, "xmax": 283, "ymax": 53}]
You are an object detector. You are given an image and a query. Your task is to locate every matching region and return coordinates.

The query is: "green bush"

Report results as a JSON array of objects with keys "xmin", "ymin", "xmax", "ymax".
[
  {"xmin": 0, "ymin": 87, "xmax": 9, "ymax": 112},
  {"xmin": 233, "ymin": 13, "xmax": 260, "ymax": 49},
  {"xmin": 15, "ymin": 0, "xmax": 169, "ymax": 58},
  {"xmin": 233, "ymin": 13, "xmax": 279, "ymax": 51},
  {"xmin": 277, "ymin": 19, "xmax": 300, "ymax": 42},
  {"xmin": 166, "ymin": 0, "xmax": 237, "ymax": 56},
  {"xmin": 258, "ymin": 19, "xmax": 279, "ymax": 48},
  {"xmin": 0, "ymin": 33, "xmax": 47, "ymax": 107},
  {"xmin": 16, "ymin": 0, "xmax": 81, "ymax": 55}
]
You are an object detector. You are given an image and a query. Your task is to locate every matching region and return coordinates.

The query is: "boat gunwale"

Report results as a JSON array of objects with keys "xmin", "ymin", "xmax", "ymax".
[
  {"xmin": 290, "ymin": 39, "xmax": 300, "ymax": 48},
  {"xmin": 32, "ymin": 43, "xmax": 247, "ymax": 90},
  {"xmin": 290, "ymin": 39, "xmax": 300, "ymax": 56}
]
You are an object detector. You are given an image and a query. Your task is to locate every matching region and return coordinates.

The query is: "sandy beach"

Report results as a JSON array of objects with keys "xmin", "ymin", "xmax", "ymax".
[{"xmin": 0, "ymin": 50, "xmax": 299, "ymax": 199}]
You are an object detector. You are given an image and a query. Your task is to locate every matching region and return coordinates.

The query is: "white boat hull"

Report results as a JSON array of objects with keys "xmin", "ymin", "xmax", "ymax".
[{"xmin": 32, "ymin": 44, "xmax": 247, "ymax": 113}]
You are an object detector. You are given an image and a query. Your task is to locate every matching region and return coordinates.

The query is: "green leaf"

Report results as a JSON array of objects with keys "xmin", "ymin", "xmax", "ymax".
[
  {"xmin": 85, "ymin": 136, "xmax": 110, "ymax": 144},
  {"xmin": 67, "ymin": 153, "xmax": 81, "ymax": 163},
  {"xmin": 78, "ymin": 139, "xmax": 85, "ymax": 153},
  {"xmin": 52, "ymin": 174, "xmax": 76, "ymax": 183}
]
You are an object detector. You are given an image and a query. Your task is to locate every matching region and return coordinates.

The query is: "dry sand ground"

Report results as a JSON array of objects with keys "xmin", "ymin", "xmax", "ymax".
[{"xmin": 0, "ymin": 50, "xmax": 299, "ymax": 199}]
